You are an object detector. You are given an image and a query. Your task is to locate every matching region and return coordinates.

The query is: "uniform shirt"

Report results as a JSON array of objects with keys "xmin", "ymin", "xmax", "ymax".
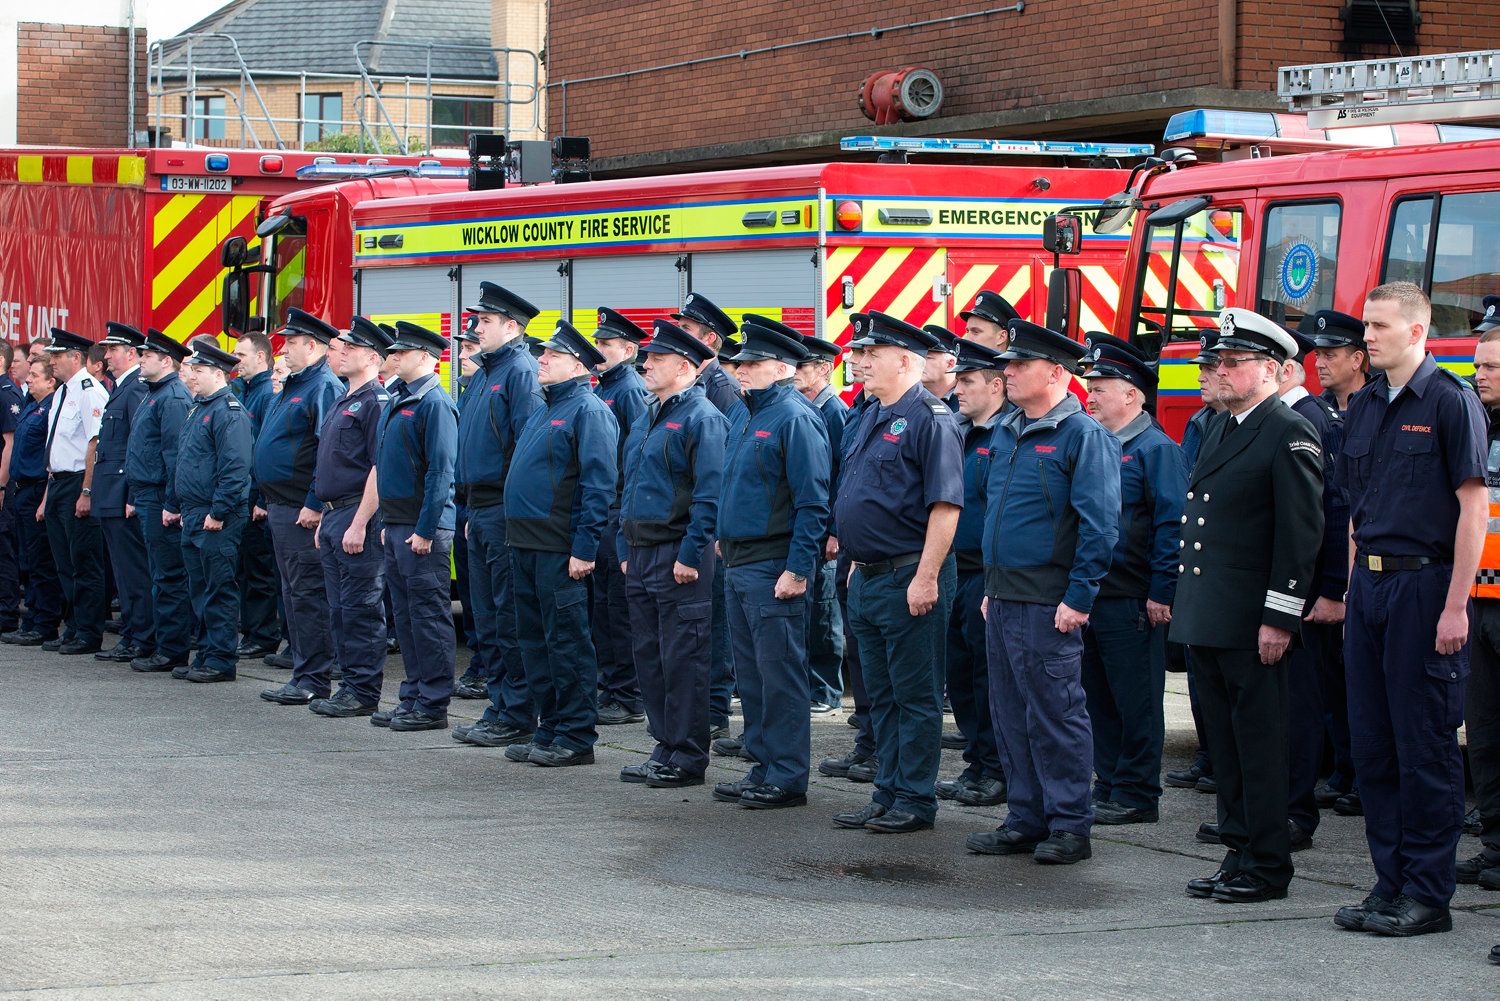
[
  {"xmin": 834, "ymin": 381, "xmax": 964, "ymax": 564},
  {"xmin": 454, "ymin": 338, "xmax": 542, "ymax": 508},
  {"xmin": 312, "ymin": 378, "xmax": 390, "ymax": 504},
  {"xmin": 252, "ymin": 358, "xmax": 342, "ymax": 509},
  {"xmin": 952, "ymin": 404, "xmax": 1011, "ymax": 570},
  {"xmin": 125, "ymin": 371, "xmax": 193, "ymax": 498},
  {"xmin": 697, "ymin": 361, "xmax": 747, "ymax": 424},
  {"xmin": 618, "ymin": 384, "xmax": 727, "ymax": 569},
  {"xmin": 982, "ymin": 393, "xmax": 1121, "ymax": 612},
  {"xmin": 807, "ymin": 384, "xmax": 849, "ymax": 492},
  {"xmin": 92, "ymin": 367, "xmax": 147, "ymax": 517},
  {"xmin": 11, "ymin": 392, "xmax": 54, "ymax": 481},
  {"xmin": 1285, "ymin": 385, "xmax": 1350, "ymax": 601},
  {"xmin": 1337, "ymin": 353, "xmax": 1487, "ymax": 561},
  {"xmin": 1181, "ymin": 404, "xmax": 1217, "ymax": 468},
  {"xmin": 167, "ymin": 387, "xmax": 252, "ymax": 520},
  {"xmin": 501, "ymin": 376, "xmax": 617, "ymax": 558},
  {"xmin": 1099, "ymin": 411, "xmax": 1187, "ymax": 604},
  {"xmin": 718, "ymin": 380, "xmax": 830, "ymax": 577},
  {"xmin": 231, "ymin": 369, "xmax": 276, "ymax": 435},
  {"xmin": 377, "ymin": 372, "xmax": 458, "ymax": 537},
  {"xmin": 0, "ymin": 374, "xmax": 23, "ymax": 439},
  {"xmin": 595, "ymin": 361, "xmax": 651, "ymax": 513},
  {"xmin": 45, "ymin": 367, "xmax": 109, "ymax": 474}
]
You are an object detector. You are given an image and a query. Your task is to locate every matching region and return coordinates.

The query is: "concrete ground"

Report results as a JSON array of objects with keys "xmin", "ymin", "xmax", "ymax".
[{"xmin": 0, "ymin": 644, "xmax": 1497, "ymax": 999}]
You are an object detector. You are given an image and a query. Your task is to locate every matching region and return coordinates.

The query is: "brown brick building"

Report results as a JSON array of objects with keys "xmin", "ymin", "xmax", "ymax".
[
  {"xmin": 6, "ymin": 18, "xmax": 148, "ymax": 146},
  {"xmin": 547, "ymin": 0, "xmax": 1497, "ymax": 176}
]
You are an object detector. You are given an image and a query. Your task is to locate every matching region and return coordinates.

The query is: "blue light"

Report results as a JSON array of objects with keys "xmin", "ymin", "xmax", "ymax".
[
  {"xmin": 205, "ymin": 153, "xmax": 231, "ymax": 172},
  {"xmin": 1163, "ymin": 110, "xmax": 1279, "ymax": 142}
]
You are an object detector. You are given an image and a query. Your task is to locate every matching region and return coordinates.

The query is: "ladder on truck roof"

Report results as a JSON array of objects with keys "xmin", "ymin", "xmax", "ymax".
[{"xmin": 1280, "ymin": 49, "xmax": 1500, "ymax": 129}]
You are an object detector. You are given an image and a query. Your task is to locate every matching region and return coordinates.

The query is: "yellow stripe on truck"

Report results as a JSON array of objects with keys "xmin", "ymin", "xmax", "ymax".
[
  {"xmin": 152, "ymin": 195, "xmax": 260, "ymax": 310},
  {"xmin": 16, "ymin": 156, "xmax": 43, "ymax": 183}
]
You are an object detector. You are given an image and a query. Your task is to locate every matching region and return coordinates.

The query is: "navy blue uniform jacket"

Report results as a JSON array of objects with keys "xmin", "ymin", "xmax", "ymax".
[
  {"xmin": 125, "ymin": 372, "xmax": 193, "ymax": 500},
  {"xmin": 1099, "ymin": 412, "xmax": 1187, "ymax": 604},
  {"xmin": 253, "ymin": 358, "xmax": 342, "ymax": 509},
  {"xmin": 455, "ymin": 338, "xmax": 542, "ymax": 508},
  {"xmin": 169, "ymin": 387, "xmax": 252, "ymax": 520},
  {"xmin": 93, "ymin": 367, "xmax": 147, "ymax": 516},
  {"xmin": 618, "ymin": 384, "xmax": 726, "ymax": 568},
  {"xmin": 377, "ymin": 373, "xmax": 458, "ymax": 537}
]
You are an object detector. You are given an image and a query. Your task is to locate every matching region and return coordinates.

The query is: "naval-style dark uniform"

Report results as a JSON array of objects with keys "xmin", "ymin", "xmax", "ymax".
[
  {"xmin": 0, "ymin": 372, "xmax": 23, "ymax": 633},
  {"xmin": 94, "ymin": 364, "xmax": 152, "ymax": 659},
  {"xmin": 805, "ymin": 383, "xmax": 848, "ymax": 710},
  {"xmin": 8, "ymin": 390, "xmax": 62, "ymax": 641},
  {"xmin": 231, "ymin": 367, "xmax": 281, "ymax": 652},
  {"xmin": 125, "ymin": 368, "xmax": 194, "ymax": 667}
]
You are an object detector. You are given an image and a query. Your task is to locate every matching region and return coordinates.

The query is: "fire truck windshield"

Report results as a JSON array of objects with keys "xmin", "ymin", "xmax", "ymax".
[
  {"xmin": 264, "ymin": 219, "xmax": 308, "ymax": 330},
  {"xmin": 1127, "ymin": 203, "xmax": 1241, "ymax": 360}
]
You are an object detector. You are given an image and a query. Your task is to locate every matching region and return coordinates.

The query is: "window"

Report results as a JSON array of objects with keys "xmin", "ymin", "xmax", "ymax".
[
  {"xmin": 1256, "ymin": 201, "xmax": 1341, "ymax": 329},
  {"xmin": 431, "ymin": 95, "xmax": 494, "ymax": 147},
  {"xmin": 1381, "ymin": 191, "xmax": 1500, "ymax": 337},
  {"xmin": 1128, "ymin": 204, "xmax": 1242, "ymax": 358},
  {"xmin": 302, "ymin": 93, "xmax": 343, "ymax": 144},
  {"xmin": 185, "ymin": 95, "xmax": 225, "ymax": 141}
]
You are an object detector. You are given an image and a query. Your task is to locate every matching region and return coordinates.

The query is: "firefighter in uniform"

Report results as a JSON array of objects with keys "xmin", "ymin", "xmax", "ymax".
[
  {"xmin": 452, "ymin": 283, "xmax": 544, "ymax": 748},
  {"xmin": 166, "ymin": 341, "xmax": 253, "ymax": 682},
  {"xmin": 673, "ymin": 292, "xmax": 744, "ymax": 737},
  {"xmin": 92, "ymin": 323, "xmax": 152, "ymax": 663},
  {"xmin": 714, "ymin": 322, "xmax": 830, "ymax": 808},
  {"xmin": 617, "ymin": 321, "xmax": 728, "ymax": 789},
  {"xmin": 959, "ymin": 290, "xmax": 1019, "ymax": 351},
  {"xmin": 592, "ymin": 307, "xmax": 652, "ymax": 726},
  {"xmin": 921, "ymin": 325, "xmax": 961, "ymax": 411},
  {"xmin": 230, "ymin": 332, "xmax": 282, "ymax": 661},
  {"xmin": 1171, "ymin": 309, "xmax": 1322, "ymax": 903},
  {"xmin": 1079, "ymin": 338, "xmax": 1186, "ymax": 825},
  {"xmin": 966, "ymin": 320, "xmax": 1119, "ymax": 865},
  {"xmin": 373, "ymin": 322, "xmax": 459, "ymax": 731},
  {"xmin": 41, "ymin": 328, "xmax": 111, "ymax": 654},
  {"xmin": 0, "ymin": 345, "xmax": 23, "ymax": 636},
  {"xmin": 254, "ymin": 308, "xmax": 344, "ymax": 696},
  {"xmin": 795, "ymin": 332, "xmax": 849, "ymax": 715},
  {"xmin": 1308, "ymin": 308, "xmax": 1370, "ymax": 415},
  {"xmin": 1333, "ymin": 283, "xmax": 1488, "ymax": 936},
  {"xmin": 1, "ymin": 359, "xmax": 62, "ymax": 646},
  {"xmin": 940, "ymin": 338, "xmax": 1012, "ymax": 808},
  {"xmin": 452, "ymin": 317, "xmax": 487, "ymax": 699},
  {"xmin": 829, "ymin": 312, "xmax": 962, "ymax": 834},
  {"xmin": 124, "ymin": 329, "xmax": 194, "ymax": 673}
]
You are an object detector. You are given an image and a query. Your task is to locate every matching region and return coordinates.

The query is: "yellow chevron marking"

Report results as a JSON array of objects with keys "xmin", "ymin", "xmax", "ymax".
[
  {"xmin": 951, "ymin": 264, "xmax": 1001, "ymax": 319},
  {"xmin": 153, "ymin": 194, "xmax": 204, "ymax": 247},
  {"xmin": 153, "ymin": 196, "xmax": 259, "ymax": 310},
  {"xmin": 161, "ymin": 281, "xmax": 221, "ymax": 342}
]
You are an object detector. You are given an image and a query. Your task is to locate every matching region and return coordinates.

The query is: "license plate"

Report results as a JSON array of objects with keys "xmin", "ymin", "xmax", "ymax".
[{"xmin": 160, "ymin": 175, "xmax": 232, "ymax": 193}]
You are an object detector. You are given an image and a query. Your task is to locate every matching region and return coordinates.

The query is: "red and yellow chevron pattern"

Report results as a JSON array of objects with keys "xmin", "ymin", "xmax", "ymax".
[{"xmin": 149, "ymin": 193, "xmax": 263, "ymax": 342}]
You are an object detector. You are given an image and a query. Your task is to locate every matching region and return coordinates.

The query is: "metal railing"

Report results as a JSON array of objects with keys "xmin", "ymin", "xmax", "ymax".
[{"xmin": 147, "ymin": 35, "xmax": 542, "ymax": 152}]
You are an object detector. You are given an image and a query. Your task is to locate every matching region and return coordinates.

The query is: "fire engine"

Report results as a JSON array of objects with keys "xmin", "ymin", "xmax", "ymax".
[{"xmin": 0, "ymin": 148, "xmax": 464, "ymax": 346}]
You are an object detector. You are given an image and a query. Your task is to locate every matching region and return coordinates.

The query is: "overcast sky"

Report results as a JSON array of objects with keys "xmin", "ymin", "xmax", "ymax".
[{"xmin": 144, "ymin": 0, "xmax": 230, "ymax": 41}]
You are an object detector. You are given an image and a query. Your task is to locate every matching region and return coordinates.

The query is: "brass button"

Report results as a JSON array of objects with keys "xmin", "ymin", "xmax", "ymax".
[
  {"xmin": 1187, "ymin": 491, "xmax": 1195, "ymax": 500},
  {"xmin": 1181, "ymin": 515, "xmax": 1188, "ymax": 524},
  {"xmin": 1178, "ymin": 564, "xmax": 1185, "ymax": 573},
  {"xmin": 1193, "ymin": 567, "xmax": 1201, "ymax": 575},
  {"xmin": 1202, "ymin": 493, "xmax": 1210, "ymax": 502},
  {"xmin": 1194, "ymin": 542, "xmax": 1202, "ymax": 551},
  {"xmin": 1179, "ymin": 540, "xmax": 1186, "ymax": 549},
  {"xmin": 1197, "ymin": 517, "xmax": 1205, "ymax": 526}
]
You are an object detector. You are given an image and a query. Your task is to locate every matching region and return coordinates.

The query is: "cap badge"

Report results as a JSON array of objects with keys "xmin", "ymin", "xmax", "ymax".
[
  {"xmin": 598, "ymin": 311, "xmax": 607, "ymax": 325},
  {"xmin": 685, "ymin": 294, "xmax": 696, "ymax": 306},
  {"xmin": 1317, "ymin": 316, "xmax": 1327, "ymax": 330},
  {"xmin": 1222, "ymin": 313, "xmax": 1236, "ymax": 337}
]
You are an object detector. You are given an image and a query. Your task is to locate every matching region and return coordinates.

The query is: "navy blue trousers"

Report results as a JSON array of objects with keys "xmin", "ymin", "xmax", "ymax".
[
  {"xmin": 238, "ymin": 511, "xmax": 281, "ymax": 648},
  {"xmin": 268, "ymin": 503, "xmax": 335, "ymax": 697},
  {"xmin": 134, "ymin": 488, "xmax": 192, "ymax": 659},
  {"xmin": 180, "ymin": 508, "xmax": 244, "ymax": 676},
  {"xmin": 0, "ymin": 481, "xmax": 19, "ymax": 631},
  {"xmin": 100, "ymin": 513, "xmax": 153, "ymax": 649},
  {"xmin": 44, "ymin": 473, "xmax": 105, "ymax": 645},
  {"xmin": 15, "ymin": 480, "xmax": 61, "ymax": 637},
  {"xmin": 626, "ymin": 540, "xmax": 715, "ymax": 775},
  {"xmin": 1081, "ymin": 595, "xmax": 1165, "ymax": 810},
  {"xmin": 453, "ymin": 504, "xmax": 483, "ymax": 675},
  {"xmin": 1466, "ymin": 600, "xmax": 1500, "ymax": 853},
  {"xmin": 988, "ymin": 598, "xmax": 1093, "ymax": 837},
  {"xmin": 806, "ymin": 557, "xmax": 844, "ymax": 708},
  {"xmin": 847, "ymin": 556, "xmax": 955, "ymax": 823},
  {"xmin": 946, "ymin": 570, "xmax": 1003, "ymax": 783},
  {"xmin": 317, "ymin": 505, "xmax": 387, "ymax": 706},
  {"xmin": 836, "ymin": 551, "xmax": 875, "ymax": 758},
  {"xmin": 1286, "ymin": 619, "xmax": 1341, "ymax": 835},
  {"xmin": 467, "ymin": 503, "xmax": 532, "ymax": 729},
  {"xmin": 513, "ymin": 547, "xmax": 598, "ymax": 752},
  {"xmin": 1345, "ymin": 563, "xmax": 1467, "ymax": 909},
  {"xmin": 593, "ymin": 518, "xmax": 641, "ymax": 713},
  {"xmin": 726, "ymin": 558, "xmax": 812, "ymax": 793},
  {"xmin": 709, "ymin": 552, "xmax": 735, "ymax": 728},
  {"xmin": 384, "ymin": 525, "xmax": 455, "ymax": 715}
]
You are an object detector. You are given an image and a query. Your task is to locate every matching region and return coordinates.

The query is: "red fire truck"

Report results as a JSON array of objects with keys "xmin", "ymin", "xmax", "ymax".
[{"xmin": 0, "ymin": 148, "xmax": 463, "ymax": 346}]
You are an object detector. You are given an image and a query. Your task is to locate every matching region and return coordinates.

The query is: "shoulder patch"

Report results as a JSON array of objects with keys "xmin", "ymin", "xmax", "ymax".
[
  {"xmin": 80, "ymin": 378, "xmax": 93, "ymax": 389},
  {"xmin": 1288, "ymin": 439, "xmax": 1321, "ymax": 458},
  {"xmin": 928, "ymin": 402, "xmax": 950, "ymax": 415},
  {"xmin": 226, "ymin": 398, "xmax": 243, "ymax": 410}
]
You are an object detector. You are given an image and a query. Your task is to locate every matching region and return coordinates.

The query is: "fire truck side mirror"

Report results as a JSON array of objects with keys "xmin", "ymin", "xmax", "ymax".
[
  {"xmin": 1043, "ymin": 213, "xmax": 1083, "ymax": 255},
  {"xmin": 221, "ymin": 236, "xmax": 249, "ymax": 269},
  {"xmin": 1045, "ymin": 267, "xmax": 1082, "ymax": 339},
  {"xmin": 221, "ymin": 271, "xmax": 251, "ymax": 336}
]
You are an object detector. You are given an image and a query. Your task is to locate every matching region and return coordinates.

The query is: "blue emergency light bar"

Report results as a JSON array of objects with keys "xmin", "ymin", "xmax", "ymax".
[
  {"xmin": 840, "ymin": 136, "xmax": 1156, "ymax": 158},
  {"xmin": 293, "ymin": 163, "xmax": 470, "ymax": 181}
]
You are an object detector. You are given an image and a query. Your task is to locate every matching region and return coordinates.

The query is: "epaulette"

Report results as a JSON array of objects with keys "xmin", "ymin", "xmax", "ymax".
[
  {"xmin": 80, "ymin": 378, "xmax": 94, "ymax": 389},
  {"xmin": 226, "ymin": 398, "xmax": 243, "ymax": 409},
  {"xmin": 1435, "ymin": 367, "xmax": 1474, "ymax": 392},
  {"xmin": 929, "ymin": 401, "xmax": 950, "ymax": 415},
  {"xmin": 375, "ymin": 390, "xmax": 390, "ymax": 402}
]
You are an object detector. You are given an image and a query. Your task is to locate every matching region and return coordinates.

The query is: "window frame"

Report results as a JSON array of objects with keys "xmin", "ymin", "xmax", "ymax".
[{"xmin": 1252, "ymin": 196, "xmax": 1344, "ymax": 327}]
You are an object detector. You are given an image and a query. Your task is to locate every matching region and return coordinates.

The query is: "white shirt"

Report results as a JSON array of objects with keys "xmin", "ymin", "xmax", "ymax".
[
  {"xmin": 1279, "ymin": 385, "xmax": 1310, "ymax": 409},
  {"xmin": 46, "ymin": 368, "xmax": 109, "ymax": 474}
]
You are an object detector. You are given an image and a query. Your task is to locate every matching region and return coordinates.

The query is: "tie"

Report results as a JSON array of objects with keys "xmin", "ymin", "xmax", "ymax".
[{"xmin": 44, "ymin": 383, "xmax": 67, "ymax": 472}]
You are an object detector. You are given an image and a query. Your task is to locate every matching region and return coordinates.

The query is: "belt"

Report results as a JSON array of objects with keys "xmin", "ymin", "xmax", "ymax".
[
  {"xmin": 13, "ymin": 477, "xmax": 45, "ymax": 487},
  {"xmin": 48, "ymin": 470, "xmax": 83, "ymax": 480},
  {"xmin": 1357, "ymin": 552, "xmax": 1442, "ymax": 572},
  {"xmin": 854, "ymin": 552, "xmax": 923, "ymax": 577},
  {"xmin": 321, "ymin": 495, "xmax": 362, "ymax": 513}
]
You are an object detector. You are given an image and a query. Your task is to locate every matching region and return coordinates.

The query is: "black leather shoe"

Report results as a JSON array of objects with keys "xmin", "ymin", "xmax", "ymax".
[
  {"xmin": 936, "ymin": 777, "xmax": 967, "ymax": 800},
  {"xmin": 1212, "ymin": 872, "xmax": 1286, "ymax": 903},
  {"xmin": 1490, "ymin": 944, "xmax": 1500, "ymax": 965},
  {"xmin": 261, "ymin": 683, "xmax": 318, "ymax": 705},
  {"xmin": 131, "ymin": 652, "xmax": 187, "ymax": 673},
  {"xmin": 388, "ymin": 709, "xmax": 448, "ymax": 731},
  {"xmin": 620, "ymin": 761, "xmax": 661, "ymax": 784},
  {"xmin": 529, "ymin": 745, "xmax": 595, "ymax": 767},
  {"xmin": 1196, "ymin": 821, "xmax": 1222, "ymax": 845},
  {"xmin": 4, "ymin": 630, "xmax": 47, "ymax": 646},
  {"xmin": 236, "ymin": 640, "xmax": 277, "ymax": 659},
  {"xmin": 171, "ymin": 663, "xmax": 193, "ymax": 680},
  {"xmin": 940, "ymin": 730, "xmax": 967, "ymax": 750},
  {"xmin": 1463, "ymin": 806, "xmax": 1483, "ymax": 836},
  {"xmin": 263, "ymin": 650, "xmax": 293, "ymax": 670},
  {"xmin": 832, "ymin": 803, "xmax": 887, "ymax": 829},
  {"xmin": 955, "ymin": 777, "xmax": 1007, "ymax": 807},
  {"xmin": 966, "ymin": 826, "xmax": 1045, "ymax": 855},
  {"xmin": 1288, "ymin": 821, "xmax": 1313, "ymax": 852},
  {"xmin": 740, "ymin": 784, "xmax": 806, "ymax": 809},
  {"xmin": 453, "ymin": 677, "xmax": 487, "ymax": 700},
  {"xmin": 94, "ymin": 640, "xmax": 142, "ymax": 662},
  {"xmin": 809, "ymin": 701, "xmax": 840, "ymax": 716},
  {"xmin": 1458, "ymin": 849, "xmax": 1500, "ymax": 883},
  {"xmin": 1334, "ymin": 893, "xmax": 1396, "ymax": 931},
  {"xmin": 370, "ymin": 707, "xmax": 408, "ymax": 728},
  {"xmin": 1034, "ymin": 831, "xmax": 1091, "ymax": 864},
  {"xmin": 1187, "ymin": 869, "xmax": 1232, "ymax": 898},
  {"xmin": 1333, "ymin": 790, "xmax": 1363, "ymax": 816},
  {"xmin": 1477, "ymin": 867, "xmax": 1500, "ymax": 891},
  {"xmin": 57, "ymin": 638, "xmax": 102, "ymax": 655},
  {"xmin": 1314, "ymin": 783, "xmax": 1347, "ymax": 808},
  {"xmin": 41, "ymin": 637, "xmax": 66, "ymax": 652},
  {"xmin": 713, "ymin": 776, "xmax": 757, "ymax": 803},
  {"xmin": 865, "ymin": 809, "xmax": 932, "ymax": 834},
  {"xmin": 598, "ymin": 701, "xmax": 645, "ymax": 725},
  {"xmin": 309, "ymin": 690, "xmax": 376, "ymax": 717},
  {"xmin": 712, "ymin": 733, "xmax": 750, "ymax": 758},
  {"xmin": 186, "ymin": 668, "xmax": 235, "ymax": 683},
  {"xmin": 1094, "ymin": 801, "xmax": 1159, "ymax": 825},
  {"xmin": 846, "ymin": 760, "xmax": 877, "ymax": 783},
  {"xmin": 818, "ymin": 749, "xmax": 873, "ymax": 778},
  {"xmin": 645, "ymin": 764, "xmax": 703, "ymax": 788},
  {"xmin": 1164, "ymin": 763, "xmax": 1208, "ymax": 789},
  {"xmin": 505, "ymin": 741, "xmax": 539, "ymax": 763},
  {"xmin": 1362, "ymin": 895, "xmax": 1451, "ymax": 936},
  {"xmin": 1195, "ymin": 775, "xmax": 1218, "ymax": 794},
  {"xmin": 708, "ymin": 724, "xmax": 730, "ymax": 741},
  {"xmin": 464, "ymin": 722, "xmax": 534, "ymax": 748}
]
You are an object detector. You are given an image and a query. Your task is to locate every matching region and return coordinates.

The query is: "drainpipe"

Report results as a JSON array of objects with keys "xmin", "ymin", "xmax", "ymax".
[{"xmin": 127, "ymin": 0, "xmax": 138, "ymax": 146}]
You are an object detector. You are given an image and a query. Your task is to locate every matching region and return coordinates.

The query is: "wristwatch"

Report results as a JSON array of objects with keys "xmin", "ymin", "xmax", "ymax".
[
  {"xmin": 788, "ymin": 572, "xmax": 806, "ymax": 583},
  {"xmin": 80, "ymin": 487, "xmax": 92, "ymax": 497}
]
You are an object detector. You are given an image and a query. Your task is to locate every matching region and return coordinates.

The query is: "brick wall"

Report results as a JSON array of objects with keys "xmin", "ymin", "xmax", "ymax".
[{"xmin": 16, "ymin": 23, "xmax": 147, "ymax": 147}]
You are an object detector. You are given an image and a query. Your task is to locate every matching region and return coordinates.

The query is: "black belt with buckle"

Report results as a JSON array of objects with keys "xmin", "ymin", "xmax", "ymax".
[
  {"xmin": 1358, "ymin": 552, "xmax": 1441, "ymax": 572},
  {"xmin": 322, "ymin": 495, "xmax": 362, "ymax": 513},
  {"xmin": 855, "ymin": 552, "xmax": 923, "ymax": 577}
]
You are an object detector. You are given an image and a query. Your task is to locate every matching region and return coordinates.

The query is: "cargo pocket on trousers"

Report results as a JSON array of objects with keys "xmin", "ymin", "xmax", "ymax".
[
  {"xmin": 1042, "ymin": 655, "xmax": 1086, "ymax": 719},
  {"xmin": 758, "ymin": 598, "xmax": 804, "ymax": 662},
  {"xmin": 1423, "ymin": 654, "xmax": 1468, "ymax": 732},
  {"xmin": 679, "ymin": 599, "xmax": 712, "ymax": 647}
]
